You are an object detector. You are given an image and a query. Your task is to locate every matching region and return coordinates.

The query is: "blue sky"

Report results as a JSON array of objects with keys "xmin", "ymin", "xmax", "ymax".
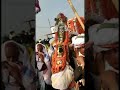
[{"xmin": 36, "ymin": 0, "xmax": 84, "ymax": 41}]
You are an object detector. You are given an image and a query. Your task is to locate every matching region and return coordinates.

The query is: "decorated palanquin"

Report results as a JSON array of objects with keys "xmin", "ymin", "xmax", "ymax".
[
  {"xmin": 51, "ymin": 22, "xmax": 69, "ymax": 74},
  {"xmin": 67, "ymin": 17, "xmax": 84, "ymax": 34}
]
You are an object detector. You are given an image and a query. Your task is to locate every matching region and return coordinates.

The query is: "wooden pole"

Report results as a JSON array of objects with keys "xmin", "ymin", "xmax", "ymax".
[{"xmin": 67, "ymin": 0, "xmax": 85, "ymax": 31}]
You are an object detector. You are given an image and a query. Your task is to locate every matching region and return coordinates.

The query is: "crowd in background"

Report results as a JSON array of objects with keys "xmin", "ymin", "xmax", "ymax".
[
  {"xmin": 1, "ymin": 13, "xmax": 119, "ymax": 90},
  {"xmin": 35, "ymin": 13, "xmax": 119, "ymax": 90},
  {"xmin": 2, "ymin": 28, "xmax": 35, "ymax": 44}
]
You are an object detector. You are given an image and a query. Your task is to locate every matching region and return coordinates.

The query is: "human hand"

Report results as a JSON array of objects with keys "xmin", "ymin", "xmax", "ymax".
[
  {"xmin": 37, "ymin": 52, "xmax": 44, "ymax": 62},
  {"xmin": 74, "ymin": 81, "xmax": 79, "ymax": 90},
  {"xmin": 78, "ymin": 78, "xmax": 85, "ymax": 87},
  {"xmin": 7, "ymin": 61, "xmax": 22, "ymax": 85}
]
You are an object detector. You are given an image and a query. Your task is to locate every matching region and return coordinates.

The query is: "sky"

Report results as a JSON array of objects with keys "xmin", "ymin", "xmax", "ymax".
[{"xmin": 36, "ymin": 0, "xmax": 84, "ymax": 41}]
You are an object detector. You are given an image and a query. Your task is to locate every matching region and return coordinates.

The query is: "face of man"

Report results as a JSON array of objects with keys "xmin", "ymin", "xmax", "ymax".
[
  {"xmin": 37, "ymin": 44, "xmax": 43, "ymax": 52},
  {"xmin": 75, "ymin": 45, "xmax": 85, "ymax": 57},
  {"xmin": 79, "ymin": 47, "xmax": 85, "ymax": 55},
  {"xmin": 5, "ymin": 42, "xmax": 19, "ymax": 62},
  {"xmin": 36, "ymin": 44, "xmax": 45, "ymax": 62}
]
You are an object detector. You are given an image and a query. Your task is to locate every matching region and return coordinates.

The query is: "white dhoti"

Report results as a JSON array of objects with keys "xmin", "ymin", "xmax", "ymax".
[{"xmin": 51, "ymin": 65, "xmax": 74, "ymax": 90}]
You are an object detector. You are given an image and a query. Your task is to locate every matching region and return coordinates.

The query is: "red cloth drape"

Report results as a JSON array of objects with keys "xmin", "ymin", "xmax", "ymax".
[
  {"xmin": 85, "ymin": 0, "xmax": 118, "ymax": 19},
  {"xmin": 100, "ymin": 0, "xmax": 118, "ymax": 19},
  {"xmin": 85, "ymin": 0, "xmax": 97, "ymax": 14},
  {"xmin": 67, "ymin": 17, "xmax": 84, "ymax": 34}
]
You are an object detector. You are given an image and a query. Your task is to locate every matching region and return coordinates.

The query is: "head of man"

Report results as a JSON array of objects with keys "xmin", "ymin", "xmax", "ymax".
[
  {"xmin": 72, "ymin": 34, "xmax": 85, "ymax": 57},
  {"xmin": 5, "ymin": 42, "xmax": 19, "ymax": 62},
  {"xmin": 75, "ymin": 45, "xmax": 85, "ymax": 57},
  {"xmin": 37, "ymin": 43, "xmax": 43, "ymax": 53},
  {"xmin": 36, "ymin": 43, "xmax": 45, "ymax": 62}
]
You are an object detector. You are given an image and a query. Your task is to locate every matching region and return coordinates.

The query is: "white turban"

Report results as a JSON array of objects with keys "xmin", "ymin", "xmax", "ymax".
[
  {"xmin": 88, "ymin": 18, "xmax": 119, "ymax": 52},
  {"xmin": 51, "ymin": 65, "xmax": 74, "ymax": 90},
  {"xmin": 72, "ymin": 33, "xmax": 85, "ymax": 48},
  {"xmin": 50, "ymin": 26, "xmax": 58, "ymax": 37}
]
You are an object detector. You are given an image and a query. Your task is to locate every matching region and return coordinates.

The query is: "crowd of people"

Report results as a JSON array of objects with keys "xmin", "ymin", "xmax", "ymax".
[
  {"xmin": 2, "ymin": 28, "xmax": 35, "ymax": 45},
  {"xmin": 1, "ymin": 25, "xmax": 36, "ymax": 90},
  {"xmin": 35, "ymin": 13, "xmax": 85, "ymax": 90},
  {"xmin": 35, "ymin": 13, "xmax": 119, "ymax": 90},
  {"xmin": 1, "ymin": 12, "xmax": 119, "ymax": 90}
]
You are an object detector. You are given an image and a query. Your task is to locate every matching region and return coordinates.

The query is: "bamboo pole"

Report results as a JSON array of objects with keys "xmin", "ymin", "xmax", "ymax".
[{"xmin": 67, "ymin": 0, "xmax": 85, "ymax": 31}]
